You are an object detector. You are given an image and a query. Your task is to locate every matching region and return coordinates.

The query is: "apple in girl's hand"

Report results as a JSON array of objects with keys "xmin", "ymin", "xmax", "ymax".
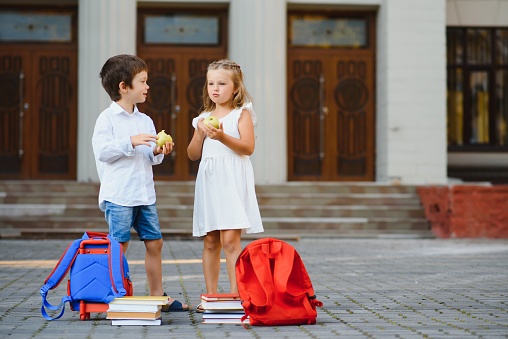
[
  {"xmin": 156, "ymin": 130, "xmax": 173, "ymax": 147},
  {"xmin": 204, "ymin": 116, "xmax": 220, "ymax": 129}
]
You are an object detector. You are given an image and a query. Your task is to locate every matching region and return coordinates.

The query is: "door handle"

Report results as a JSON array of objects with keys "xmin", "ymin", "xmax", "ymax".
[
  {"xmin": 170, "ymin": 73, "xmax": 178, "ymax": 159},
  {"xmin": 319, "ymin": 74, "xmax": 327, "ymax": 161},
  {"xmin": 18, "ymin": 70, "xmax": 26, "ymax": 158}
]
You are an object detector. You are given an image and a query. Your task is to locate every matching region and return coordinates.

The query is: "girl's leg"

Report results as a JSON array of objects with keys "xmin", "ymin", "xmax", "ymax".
[
  {"xmin": 202, "ymin": 231, "xmax": 221, "ymax": 293},
  {"xmin": 220, "ymin": 229, "xmax": 242, "ymax": 293}
]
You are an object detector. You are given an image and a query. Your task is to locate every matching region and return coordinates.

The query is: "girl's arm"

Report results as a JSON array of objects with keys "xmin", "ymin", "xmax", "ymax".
[
  {"xmin": 207, "ymin": 109, "xmax": 255, "ymax": 156},
  {"xmin": 187, "ymin": 118, "xmax": 206, "ymax": 161}
]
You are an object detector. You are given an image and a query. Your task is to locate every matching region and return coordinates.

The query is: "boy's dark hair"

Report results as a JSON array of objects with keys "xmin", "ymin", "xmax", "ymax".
[{"xmin": 99, "ymin": 54, "xmax": 148, "ymax": 101}]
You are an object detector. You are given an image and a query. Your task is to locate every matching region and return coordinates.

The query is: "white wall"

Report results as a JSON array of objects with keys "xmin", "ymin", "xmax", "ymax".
[
  {"xmin": 376, "ymin": 0, "xmax": 447, "ymax": 184},
  {"xmin": 447, "ymin": 0, "xmax": 508, "ymax": 26}
]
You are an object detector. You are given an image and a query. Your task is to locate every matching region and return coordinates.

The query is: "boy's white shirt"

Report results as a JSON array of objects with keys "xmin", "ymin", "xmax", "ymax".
[{"xmin": 92, "ymin": 101, "xmax": 163, "ymax": 211}]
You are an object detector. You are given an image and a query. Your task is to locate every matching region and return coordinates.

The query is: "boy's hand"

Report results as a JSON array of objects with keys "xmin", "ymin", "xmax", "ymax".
[
  {"xmin": 131, "ymin": 134, "xmax": 157, "ymax": 147},
  {"xmin": 154, "ymin": 142, "xmax": 174, "ymax": 155}
]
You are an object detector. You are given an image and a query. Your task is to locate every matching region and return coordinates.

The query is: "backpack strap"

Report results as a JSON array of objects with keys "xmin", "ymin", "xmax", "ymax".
[
  {"xmin": 106, "ymin": 234, "xmax": 128, "ymax": 301},
  {"xmin": 272, "ymin": 242, "xmax": 323, "ymax": 317},
  {"xmin": 237, "ymin": 244, "xmax": 276, "ymax": 324},
  {"xmin": 40, "ymin": 238, "xmax": 82, "ymax": 320}
]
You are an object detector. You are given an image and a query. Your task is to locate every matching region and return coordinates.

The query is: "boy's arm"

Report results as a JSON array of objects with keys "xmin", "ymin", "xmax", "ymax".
[{"xmin": 92, "ymin": 115, "xmax": 137, "ymax": 163}]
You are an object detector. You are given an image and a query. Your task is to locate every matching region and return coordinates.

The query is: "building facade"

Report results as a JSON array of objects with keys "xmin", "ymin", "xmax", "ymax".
[{"xmin": 0, "ymin": 0, "xmax": 507, "ymax": 185}]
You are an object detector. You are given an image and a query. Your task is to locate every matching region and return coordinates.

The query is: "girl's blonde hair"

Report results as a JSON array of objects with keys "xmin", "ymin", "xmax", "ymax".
[{"xmin": 201, "ymin": 59, "xmax": 253, "ymax": 112}]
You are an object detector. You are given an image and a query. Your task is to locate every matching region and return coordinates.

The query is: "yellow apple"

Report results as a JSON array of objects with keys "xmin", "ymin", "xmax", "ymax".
[
  {"xmin": 204, "ymin": 116, "xmax": 220, "ymax": 129},
  {"xmin": 156, "ymin": 130, "xmax": 173, "ymax": 147}
]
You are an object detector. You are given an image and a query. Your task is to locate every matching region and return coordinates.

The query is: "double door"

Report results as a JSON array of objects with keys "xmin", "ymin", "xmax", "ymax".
[
  {"xmin": 0, "ymin": 47, "xmax": 77, "ymax": 180},
  {"xmin": 287, "ymin": 12, "xmax": 376, "ymax": 181}
]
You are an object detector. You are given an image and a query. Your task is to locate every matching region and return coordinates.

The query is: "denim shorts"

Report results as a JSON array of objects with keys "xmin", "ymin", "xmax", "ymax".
[{"xmin": 104, "ymin": 201, "xmax": 162, "ymax": 243}]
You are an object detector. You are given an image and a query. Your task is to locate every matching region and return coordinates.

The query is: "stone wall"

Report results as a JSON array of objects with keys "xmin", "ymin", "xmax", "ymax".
[{"xmin": 417, "ymin": 185, "xmax": 508, "ymax": 238}]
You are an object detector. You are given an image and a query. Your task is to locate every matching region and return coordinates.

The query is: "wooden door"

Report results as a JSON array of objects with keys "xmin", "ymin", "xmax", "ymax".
[
  {"xmin": 0, "ymin": 7, "xmax": 77, "ymax": 180},
  {"xmin": 137, "ymin": 7, "xmax": 227, "ymax": 181},
  {"xmin": 287, "ymin": 12, "xmax": 376, "ymax": 181}
]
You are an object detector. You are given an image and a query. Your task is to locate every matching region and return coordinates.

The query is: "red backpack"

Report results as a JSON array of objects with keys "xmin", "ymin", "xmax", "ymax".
[{"xmin": 235, "ymin": 238, "xmax": 323, "ymax": 326}]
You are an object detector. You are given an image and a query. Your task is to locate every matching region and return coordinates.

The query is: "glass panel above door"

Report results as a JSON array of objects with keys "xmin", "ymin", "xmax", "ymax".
[
  {"xmin": 144, "ymin": 14, "xmax": 220, "ymax": 45},
  {"xmin": 0, "ymin": 12, "xmax": 72, "ymax": 42},
  {"xmin": 290, "ymin": 15, "xmax": 367, "ymax": 48}
]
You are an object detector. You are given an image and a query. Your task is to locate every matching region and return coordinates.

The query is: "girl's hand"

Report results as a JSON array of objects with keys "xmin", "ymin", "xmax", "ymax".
[
  {"xmin": 196, "ymin": 118, "xmax": 207, "ymax": 134},
  {"xmin": 203, "ymin": 122, "xmax": 223, "ymax": 140},
  {"xmin": 131, "ymin": 133, "xmax": 157, "ymax": 147}
]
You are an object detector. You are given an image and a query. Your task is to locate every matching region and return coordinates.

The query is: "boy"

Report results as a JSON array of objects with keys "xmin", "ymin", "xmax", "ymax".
[{"xmin": 92, "ymin": 54, "xmax": 188, "ymax": 312}]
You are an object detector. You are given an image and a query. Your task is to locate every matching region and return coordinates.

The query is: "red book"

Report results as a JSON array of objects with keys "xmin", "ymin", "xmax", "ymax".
[{"xmin": 200, "ymin": 293, "xmax": 241, "ymax": 302}]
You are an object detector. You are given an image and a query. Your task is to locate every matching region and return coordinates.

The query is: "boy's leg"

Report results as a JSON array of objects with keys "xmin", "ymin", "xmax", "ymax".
[
  {"xmin": 144, "ymin": 239, "xmax": 164, "ymax": 296},
  {"xmin": 120, "ymin": 242, "xmax": 129, "ymax": 254},
  {"xmin": 104, "ymin": 201, "xmax": 133, "ymax": 250},
  {"xmin": 220, "ymin": 229, "xmax": 242, "ymax": 293},
  {"xmin": 136, "ymin": 204, "xmax": 188, "ymax": 310},
  {"xmin": 202, "ymin": 230, "xmax": 221, "ymax": 293}
]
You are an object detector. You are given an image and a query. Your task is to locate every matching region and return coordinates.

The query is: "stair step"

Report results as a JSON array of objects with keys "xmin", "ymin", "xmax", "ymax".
[
  {"xmin": 0, "ymin": 192, "xmax": 421, "ymax": 206},
  {"xmin": 0, "ymin": 180, "xmax": 433, "ymax": 239},
  {"xmin": 0, "ymin": 204, "xmax": 426, "ymax": 218},
  {"xmin": 0, "ymin": 216, "xmax": 429, "ymax": 231}
]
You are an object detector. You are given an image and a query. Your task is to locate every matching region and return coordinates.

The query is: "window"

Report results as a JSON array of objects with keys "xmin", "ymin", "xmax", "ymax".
[
  {"xmin": 447, "ymin": 27, "xmax": 508, "ymax": 151},
  {"xmin": 289, "ymin": 15, "xmax": 368, "ymax": 48},
  {"xmin": 143, "ymin": 14, "xmax": 220, "ymax": 45},
  {"xmin": 0, "ymin": 11, "xmax": 73, "ymax": 43}
]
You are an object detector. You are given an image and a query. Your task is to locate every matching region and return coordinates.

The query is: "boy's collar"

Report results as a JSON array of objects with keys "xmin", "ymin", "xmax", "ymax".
[{"xmin": 111, "ymin": 101, "xmax": 139, "ymax": 115}]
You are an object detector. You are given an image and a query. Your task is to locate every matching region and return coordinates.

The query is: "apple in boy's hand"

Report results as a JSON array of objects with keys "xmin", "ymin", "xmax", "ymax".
[
  {"xmin": 156, "ymin": 130, "xmax": 173, "ymax": 147},
  {"xmin": 204, "ymin": 116, "xmax": 220, "ymax": 129}
]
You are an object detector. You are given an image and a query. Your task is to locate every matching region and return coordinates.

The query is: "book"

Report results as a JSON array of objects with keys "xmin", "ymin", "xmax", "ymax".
[
  {"xmin": 111, "ymin": 318, "xmax": 162, "ymax": 326},
  {"xmin": 202, "ymin": 317, "xmax": 249, "ymax": 324},
  {"xmin": 107, "ymin": 304, "xmax": 162, "ymax": 312},
  {"xmin": 107, "ymin": 309, "xmax": 162, "ymax": 320},
  {"xmin": 109, "ymin": 296, "xmax": 171, "ymax": 306},
  {"xmin": 202, "ymin": 309, "xmax": 244, "ymax": 315},
  {"xmin": 200, "ymin": 293, "xmax": 241, "ymax": 302},
  {"xmin": 200, "ymin": 299, "xmax": 243, "ymax": 311},
  {"xmin": 202, "ymin": 311, "xmax": 244, "ymax": 319}
]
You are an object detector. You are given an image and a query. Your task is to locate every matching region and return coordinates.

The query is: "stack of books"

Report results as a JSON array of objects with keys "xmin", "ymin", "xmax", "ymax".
[
  {"xmin": 200, "ymin": 293, "xmax": 248, "ymax": 324},
  {"xmin": 107, "ymin": 296, "xmax": 171, "ymax": 326}
]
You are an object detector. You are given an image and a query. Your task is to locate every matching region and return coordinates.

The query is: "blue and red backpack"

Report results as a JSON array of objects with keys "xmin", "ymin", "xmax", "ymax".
[{"xmin": 40, "ymin": 232, "xmax": 133, "ymax": 320}]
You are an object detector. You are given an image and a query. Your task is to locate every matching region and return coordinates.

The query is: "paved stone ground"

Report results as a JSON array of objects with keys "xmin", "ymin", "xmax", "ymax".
[{"xmin": 0, "ymin": 237, "xmax": 507, "ymax": 338}]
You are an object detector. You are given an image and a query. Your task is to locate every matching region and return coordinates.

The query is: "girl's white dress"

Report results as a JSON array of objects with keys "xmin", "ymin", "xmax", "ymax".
[{"xmin": 191, "ymin": 102, "xmax": 264, "ymax": 237}]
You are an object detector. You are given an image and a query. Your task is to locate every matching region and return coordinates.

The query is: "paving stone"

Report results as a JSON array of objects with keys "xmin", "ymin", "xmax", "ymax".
[{"xmin": 0, "ymin": 238, "xmax": 507, "ymax": 338}]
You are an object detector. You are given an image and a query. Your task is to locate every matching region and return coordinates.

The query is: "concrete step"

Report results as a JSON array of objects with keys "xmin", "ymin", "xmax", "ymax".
[
  {"xmin": 0, "ymin": 180, "xmax": 418, "ymax": 194},
  {"xmin": 0, "ymin": 203, "xmax": 426, "ymax": 219},
  {"xmin": 0, "ymin": 191, "xmax": 421, "ymax": 206},
  {"xmin": 0, "ymin": 180, "xmax": 433, "ymax": 239}
]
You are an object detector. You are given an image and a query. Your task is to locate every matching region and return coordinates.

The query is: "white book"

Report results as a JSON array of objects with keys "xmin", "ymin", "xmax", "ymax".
[
  {"xmin": 109, "ymin": 296, "xmax": 170, "ymax": 306},
  {"xmin": 202, "ymin": 317, "xmax": 249, "ymax": 324},
  {"xmin": 201, "ymin": 300, "xmax": 243, "ymax": 311},
  {"xmin": 202, "ymin": 312, "xmax": 245, "ymax": 319},
  {"xmin": 107, "ymin": 304, "xmax": 162, "ymax": 312},
  {"xmin": 111, "ymin": 318, "xmax": 162, "ymax": 326}
]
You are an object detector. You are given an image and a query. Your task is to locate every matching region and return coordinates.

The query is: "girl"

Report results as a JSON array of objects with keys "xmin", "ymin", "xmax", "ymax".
[{"xmin": 187, "ymin": 59, "xmax": 264, "ymax": 307}]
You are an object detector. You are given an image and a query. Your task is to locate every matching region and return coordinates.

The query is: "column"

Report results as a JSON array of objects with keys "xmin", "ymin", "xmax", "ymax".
[
  {"xmin": 77, "ymin": 0, "xmax": 137, "ymax": 182},
  {"xmin": 229, "ymin": 0, "xmax": 287, "ymax": 183}
]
